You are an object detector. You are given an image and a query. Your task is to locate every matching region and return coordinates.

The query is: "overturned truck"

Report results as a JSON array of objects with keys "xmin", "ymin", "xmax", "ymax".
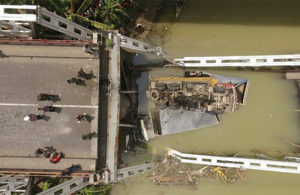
[{"xmin": 141, "ymin": 71, "xmax": 249, "ymax": 141}]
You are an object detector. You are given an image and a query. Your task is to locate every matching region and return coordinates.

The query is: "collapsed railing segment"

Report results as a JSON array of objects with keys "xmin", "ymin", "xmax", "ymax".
[
  {"xmin": 175, "ymin": 54, "xmax": 300, "ymax": 67},
  {"xmin": 168, "ymin": 149, "xmax": 300, "ymax": 174}
]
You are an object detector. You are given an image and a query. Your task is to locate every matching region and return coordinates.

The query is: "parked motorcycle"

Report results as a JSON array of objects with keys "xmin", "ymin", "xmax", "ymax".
[
  {"xmin": 37, "ymin": 93, "xmax": 60, "ymax": 102},
  {"xmin": 78, "ymin": 68, "xmax": 93, "ymax": 80},
  {"xmin": 67, "ymin": 77, "xmax": 86, "ymax": 86}
]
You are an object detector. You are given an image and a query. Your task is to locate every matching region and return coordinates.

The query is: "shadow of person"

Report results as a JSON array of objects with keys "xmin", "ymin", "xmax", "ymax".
[
  {"xmin": 42, "ymin": 115, "xmax": 51, "ymax": 121},
  {"xmin": 92, "ymin": 49, "xmax": 99, "ymax": 58},
  {"xmin": 0, "ymin": 50, "xmax": 9, "ymax": 58},
  {"xmin": 85, "ymin": 114, "xmax": 94, "ymax": 123}
]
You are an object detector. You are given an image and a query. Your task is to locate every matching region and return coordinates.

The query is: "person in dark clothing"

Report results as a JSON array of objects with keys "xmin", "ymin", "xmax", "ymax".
[
  {"xmin": 83, "ymin": 44, "xmax": 94, "ymax": 55},
  {"xmin": 24, "ymin": 114, "xmax": 44, "ymax": 121},
  {"xmin": 78, "ymin": 68, "xmax": 94, "ymax": 80},
  {"xmin": 82, "ymin": 132, "xmax": 97, "ymax": 140},
  {"xmin": 67, "ymin": 77, "xmax": 86, "ymax": 86},
  {"xmin": 38, "ymin": 105, "xmax": 56, "ymax": 113},
  {"xmin": 35, "ymin": 146, "xmax": 56, "ymax": 158},
  {"xmin": 61, "ymin": 164, "xmax": 82, "ymax": 176},
  {"xmin": 37, "ymin": 93, "xmax": 60, "ymax": 102}
]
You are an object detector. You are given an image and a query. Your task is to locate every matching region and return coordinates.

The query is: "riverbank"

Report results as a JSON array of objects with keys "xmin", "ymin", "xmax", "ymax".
[{"xmin": 129, "ymin": 0, "xmax": 164, "ymax": 41}]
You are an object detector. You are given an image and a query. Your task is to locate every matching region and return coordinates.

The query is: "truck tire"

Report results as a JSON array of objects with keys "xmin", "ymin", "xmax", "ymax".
[
  {"xmin": 169, "ymin": 100, "xmax": 180, "ymax": 110},
  {"xmin": 213, "ymin": 86, "xmax": 226, "ymax": 93},
  {"xmin": 168, "ymin": 83, "xmax": 180, "ymax": 91},
  {"xmin": 186, "ymin": 83, "xmax": 195, "ymax": 90},
  {"xmin": 155, "ymin": 82, "xmax": 167, "ymax": 91}
]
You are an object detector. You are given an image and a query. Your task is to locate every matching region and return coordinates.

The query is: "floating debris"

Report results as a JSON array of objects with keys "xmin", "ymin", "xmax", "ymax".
[{"xmin": 150, "ymin": 155, "xmax": 246, "ymax": 185}]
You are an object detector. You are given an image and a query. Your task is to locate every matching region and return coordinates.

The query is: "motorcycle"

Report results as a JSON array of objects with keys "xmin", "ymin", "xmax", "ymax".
[
  {"xmin": 78, "ymin": 68, "xmax": 93, "ymax": 80},
  {"xmin": 37, "ymin": 93, "xmax": 60, "ymax": 102},
  {"xmin": 67, "ymin": 77, "xmax": 86, "ymax": 86}
]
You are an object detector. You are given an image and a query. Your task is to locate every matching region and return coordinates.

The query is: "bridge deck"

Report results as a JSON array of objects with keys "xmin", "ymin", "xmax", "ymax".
[{"xmin": 0, "ymin": 44, "xmax": 99, "ymax": 171}]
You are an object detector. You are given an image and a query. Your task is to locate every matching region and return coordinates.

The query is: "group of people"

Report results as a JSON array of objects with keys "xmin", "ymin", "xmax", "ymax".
[
  {"xmin": 67, "ymin": 67, "xmax": 94, "ymax": 86},
  {"xmin": 23, "ymin": 105, "xmax": 59, "ymax": 122},
  {"xmin": 35, "ymin": 146, "xmax": 64, "ymax": 164},
  {"xmin": 27, "ymin": 67, "xmax": 96, "ymax": 168}
]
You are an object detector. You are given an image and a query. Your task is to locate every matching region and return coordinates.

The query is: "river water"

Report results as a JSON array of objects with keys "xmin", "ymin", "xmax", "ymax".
[{"xmin": 112, "ymin": 1, "xmax": 300, "ymax": 194}]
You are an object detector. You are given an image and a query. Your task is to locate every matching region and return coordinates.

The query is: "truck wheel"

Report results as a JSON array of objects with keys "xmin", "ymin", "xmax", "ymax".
[
  {"xmin": 150, "ymin": 89, "xmax": 160, "ymax": 101},
  {"xmin": 155, "ymin": 82, "xmax": 167, "ymax": 91},
  {"xmin": 168, "ymin": 83, "xmax": 180, "ymax": 91},
  {"xmin": 156, "ymin": 99, "xmax": 167, "ymax": 110},
  {"xmin": 202, "ymin": 100, "xmax": 209, "ymax": 107}
]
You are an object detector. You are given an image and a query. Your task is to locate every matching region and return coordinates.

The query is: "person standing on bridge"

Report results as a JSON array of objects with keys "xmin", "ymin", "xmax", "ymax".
[
  {"xmin": 38, "ymin": 105, "xmax": 57, "ymax": 113},
  {"xmin": 24, "ymin": 114, "xmax": 44, "ymax": 122},
  {"xmin": 83, "ymin": 43, "xmax": 94, "ymax": 55}
]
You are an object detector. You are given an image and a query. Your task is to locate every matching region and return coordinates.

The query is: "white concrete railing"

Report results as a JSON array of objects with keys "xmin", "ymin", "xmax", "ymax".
[
  {"xmin": 169, "ymin": 149, "xmax": 300, "ymax": 174},
  {"xmin": 119, "ymin": 34, "xmax": 154, "ymax": 53},
  {"xmin": 0, "ymin": 5, "xmax": 37, "ymax": 21},
  {"xmin": 175, "ymin": 54, "xmax": 300, "ymax": 67},
  {"xmin": 37, "ymin": 7, "xmax": 93, "ymax": 41},
  {"xmin": 36, "ymin": 177, "xmax": 90, "ymax": 195}
]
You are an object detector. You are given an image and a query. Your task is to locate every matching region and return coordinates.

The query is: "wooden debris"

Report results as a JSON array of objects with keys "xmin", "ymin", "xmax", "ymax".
[{"xmin": 280, "ymin": 138, "xmax": 300, "ymax": 148}]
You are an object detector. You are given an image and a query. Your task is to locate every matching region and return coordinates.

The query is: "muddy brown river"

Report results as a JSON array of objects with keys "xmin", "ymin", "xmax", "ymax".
[{"xmin": 111, "ymin": 1, "xmax": 300, "ymax": 194}]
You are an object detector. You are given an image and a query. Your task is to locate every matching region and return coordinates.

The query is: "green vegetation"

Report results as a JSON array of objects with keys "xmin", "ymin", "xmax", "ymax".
[
  {"xmin": 42, "ymin": 181, "xmax": 51, "ymax": 191},
  {"xmin": 76, "ymin": 0, "xmax": 93, "ymax": 14},
  {"xmin": 2, "ymin": 0, "xmax": 146, "ymax": 33},
  {"xmin": 77, "ymin": 184, "xmax": 112, "ymax": 195},
  {"xmin": 99, "ymin": 0, "xmax": 129, "ymax": 28},
  {"xmin": 68, "ymin": 14, "xmax": 112, "ymax": 30},
  {"xmin": 105, "ymin": 38, "xmax": 114, "ymax": 48}
]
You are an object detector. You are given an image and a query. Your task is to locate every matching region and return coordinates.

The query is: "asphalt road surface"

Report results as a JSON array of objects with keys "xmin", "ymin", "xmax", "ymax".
[{"xmin": 0, "ymin": 44, "xmax": 99, "ymax": 170}]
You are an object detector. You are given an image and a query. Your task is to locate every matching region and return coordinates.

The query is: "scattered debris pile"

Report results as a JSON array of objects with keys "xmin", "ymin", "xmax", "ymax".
[{"xmin": 150, "ymin": 155, "xmax": 246, "ymax": 185}]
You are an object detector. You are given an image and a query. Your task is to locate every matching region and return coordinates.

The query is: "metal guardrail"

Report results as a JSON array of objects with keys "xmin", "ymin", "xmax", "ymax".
[
  {"xmin": 169, "ymin": 149, "xmax": 300, "ymax": 174},
  {"xmin": 0, "ymin": 174, "xmax": 28, "ymax": 195},
  {"xmin": 0, "ymin": 21, "xmax": 31, "ymax": 37},
  {"xmin": 175, "ymin": 54, "xmax": 300, "ymax": 67}
]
